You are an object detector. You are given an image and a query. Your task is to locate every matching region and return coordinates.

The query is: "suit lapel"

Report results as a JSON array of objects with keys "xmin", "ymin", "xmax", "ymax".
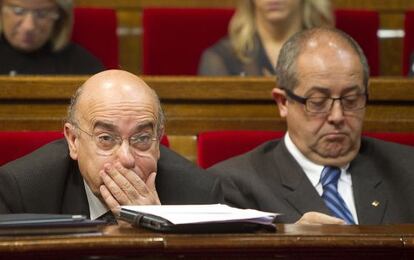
[
  {"xmin": 350, "ymin": 152, "xmax": 387, "ymax": 224},
  {"xmin": 253, "ymin": 139, "xmax": 330, "ymax": 217},
  {"xmin": 278, "ymin": 143, "xmax": 330, "ymax": 216},
  {"xmin": 61, "ymin": 161, "xmax": 90, "ymax": 216}
]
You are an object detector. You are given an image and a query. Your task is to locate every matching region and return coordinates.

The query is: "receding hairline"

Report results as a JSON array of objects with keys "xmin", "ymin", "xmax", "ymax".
[
  {"xmin": 275, "ymin": 27, "xmax": 370, "ymax": 91},
  {"xmin": 76, "ymin": 70, "xmax": 157, "ymax": 111},
  {"xmin": 66, "ymin": 71, "xmax": 165, "ymax": 135}
]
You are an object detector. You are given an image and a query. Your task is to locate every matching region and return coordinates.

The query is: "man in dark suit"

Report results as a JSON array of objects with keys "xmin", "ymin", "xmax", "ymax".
[
  {"xmin": 209, "ymin": 27, "xmax": 414, "ymax": 225},
  {"xmin": 0, "ymin": 70, "xmax": 221, "ymax": 219}
]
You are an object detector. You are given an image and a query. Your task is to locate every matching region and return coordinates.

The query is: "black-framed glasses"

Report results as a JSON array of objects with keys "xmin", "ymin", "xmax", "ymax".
[
  {"xmin": 75, "ymin": 125, "xmax": 158, "ymax": 156},
  {"xmin": 283, "ymin": 88, "xmax": 368, "ymax": 114}
]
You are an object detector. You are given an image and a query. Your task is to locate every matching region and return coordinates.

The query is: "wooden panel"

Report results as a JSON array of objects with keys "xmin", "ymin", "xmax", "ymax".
[{"xmin": 0, "ymin": 76, "xmax": 413, "ymax": 160}]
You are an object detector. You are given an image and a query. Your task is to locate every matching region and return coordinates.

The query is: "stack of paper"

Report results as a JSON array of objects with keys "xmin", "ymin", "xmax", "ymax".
[{"xmin": 119, "ymin": 204, "xmax": 278, "ymax": 233}]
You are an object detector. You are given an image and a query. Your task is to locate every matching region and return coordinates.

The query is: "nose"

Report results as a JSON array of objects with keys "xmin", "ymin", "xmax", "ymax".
[
  {"xmin": 20, "ymin": 13, "xmax": 36, "ymax": 31},
  {"xmin": 115, "ymin": 140, "xmax": 135, "ymax": 169},
  {"xmin": 327, "ymin": 99, "xmax": 345, "ymax": 125}
]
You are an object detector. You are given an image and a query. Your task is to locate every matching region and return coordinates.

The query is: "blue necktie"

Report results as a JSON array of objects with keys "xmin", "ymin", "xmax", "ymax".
[{"xmin": 320, "ymin": 166, "xmax": 355, "ymax": 224}]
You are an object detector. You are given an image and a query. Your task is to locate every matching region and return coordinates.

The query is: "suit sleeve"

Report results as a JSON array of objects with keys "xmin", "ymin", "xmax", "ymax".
[
  {"xmin": 0, "ymin": 166, "xmax": 25, "ymax": 213},
  {"xmin": 156, "ymin": 145, "xmax": 223, "ymax": 204}
]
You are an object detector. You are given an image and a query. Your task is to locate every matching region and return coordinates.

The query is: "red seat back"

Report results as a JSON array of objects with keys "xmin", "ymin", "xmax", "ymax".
[
  {"xmin": 0, "ymin": 131, "xmax": 169, "ymax": 166},
  {"xmin": 142, "ymin": 8, "xmax": 379, "ymax": 76},
  {"xmin": 197, "ymin": 130, "xmax": 285, "ymax": 168},
  {"xmin": 72, "ymin": 7, "xmax": 119, "ymax": 69},
  {"xmin": 335, "ymin": 9, "xmax": 380, "ymax": 76},
  {"xmin": 197, "ymin": 130, "xmax": 414, "ymax": 169},
  {"xmin": 160, "ymin": 135, "xmax": 170, "ymax": 148},
  {"xmin": 0, "ymin": 131, "xmax": 64, "ymax": 166},
  {"xmin": 363, "ymin": 132, "xmax": 414, "ymax": 146},
  {"xmin": 142, "ymin": 8, "xmax": 234, "ymax": 75},
  {"xmin": 403, "ymin": 10, "xmax": 414, "ymax": 76}
]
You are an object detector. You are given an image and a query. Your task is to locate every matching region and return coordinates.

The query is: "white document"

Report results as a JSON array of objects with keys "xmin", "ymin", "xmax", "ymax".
[{"xmin": 121, "ymin": 204, "xmax": 278, "ymax": 225}]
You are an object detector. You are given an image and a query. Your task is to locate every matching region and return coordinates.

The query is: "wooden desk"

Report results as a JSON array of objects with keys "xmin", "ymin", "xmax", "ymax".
[{"xmin": 1, "ymin": 223, "xmax": 414, "ymax": 259}]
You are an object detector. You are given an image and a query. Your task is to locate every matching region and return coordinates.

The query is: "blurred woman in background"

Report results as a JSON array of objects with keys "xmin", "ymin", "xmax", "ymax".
[
  {"xmin": 198, "ymin": 0, "xmax": 333, "ymax": 76},
  {"xmin": 0, "ymin": 0, "xmax": 103, "ymax": 75}
]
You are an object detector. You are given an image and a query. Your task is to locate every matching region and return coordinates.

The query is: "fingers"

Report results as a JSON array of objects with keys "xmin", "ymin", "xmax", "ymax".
[
  {"xmin": 146, "ymin": 172, "xmax": 161, "ymax": 205},
  {"xmin": 296, "ymin": 212, "xmax": 346, "ymax": 225},
  {"xmin": 100, "ymin": 167, "xmax": 133, "ymax": 204},
  {"xmin": 100, "ymin": 163, "xmax": 160, "ymax": 207},
  {"xmin": 100, "ymin": 184, "xmax": 120, "ymax": 212}
]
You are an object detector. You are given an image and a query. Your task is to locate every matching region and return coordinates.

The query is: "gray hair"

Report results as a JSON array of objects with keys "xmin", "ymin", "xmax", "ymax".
[
  {"xmin": 275, "ymin": 27, "xmax": 370, "ymax": 92},
  {"xmin": 66, "ymin": 85, "xmax": 166, "ymax": 139}
]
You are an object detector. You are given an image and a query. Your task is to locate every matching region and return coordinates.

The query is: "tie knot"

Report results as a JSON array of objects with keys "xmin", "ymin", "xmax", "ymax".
[{"xmin": 320, "ymin": 166, "xmax": 341, "ymax": 187}]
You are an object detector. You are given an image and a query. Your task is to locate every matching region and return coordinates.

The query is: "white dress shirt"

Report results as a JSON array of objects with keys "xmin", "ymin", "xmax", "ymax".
[
  {"xmin": 284, "ymin": 133, "xmax": 359, "ymax": 223},
  {"xmin": 83, "ymin": 180, "xmax": 109, "ymax": 220}
]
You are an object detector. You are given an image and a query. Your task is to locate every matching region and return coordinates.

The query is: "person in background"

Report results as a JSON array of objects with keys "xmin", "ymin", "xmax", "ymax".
[
  {"xmin": 209, "ymin": 27, "xmax": 414, "ymax": 224},
  {"xmin": 0, "ymin": 0, "xmax": 104, "ymax": 75},
  {"xmin": 198, "ymin": 0, "xmax": 333, "ymax": 76},
  {"xmin": 0, "ymin": 70, "xmax": 221, "ymax": 222}
]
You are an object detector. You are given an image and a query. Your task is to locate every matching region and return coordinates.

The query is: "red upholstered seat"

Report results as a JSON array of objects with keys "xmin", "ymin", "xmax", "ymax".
[
  {"xmin": 142, "ymin": 8, "xmax": 379, "ymax": 76},
  {"xmin": 363, "ymin": 132, "xmax": 414, "ymax": 146},
  {"xmin": 403, "ymin": 10, "xmax": 414, "ymax": 76},
  {"xmin": 197, "ymin": 130, "xmax": 285, "ymax": 169},
  {"xmin": 197, "ymin": 130, "xmax": 414, "ymax": 169},
  {"xmin": 142, "ymin": 8, "xmax": 234, "ymax": 75},
  {"xmin": 335, "ymin": 9, "xmax": 380, "ymax": 76},
  {"xmin": 0, "ymin": 131, "xmax": 64, "ymax": 166},
  {"xmin": 0, "ymin": 131, "xmax": 169, "ymax": 166},
  {"xmin": 72, "ymin": 7, "xmax": 119, "ymax": 69}
]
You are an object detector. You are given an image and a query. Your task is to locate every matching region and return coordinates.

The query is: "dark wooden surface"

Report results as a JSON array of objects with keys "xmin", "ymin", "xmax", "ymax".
[{"xmin": 1, "ymin": 223, "xmax": 414, "ymax": 259}]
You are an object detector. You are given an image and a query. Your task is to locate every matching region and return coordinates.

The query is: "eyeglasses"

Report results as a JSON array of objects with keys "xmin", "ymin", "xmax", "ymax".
[
  {"xmin": 75, "ymin": 125, "xmax": 158, "ymax": 156},
  {"xmin": 2, "ymin": 4, "xmax": 60, "ymax": 21},
  {"xmin": 283, "ymin": 88, "xmax": 368, "ymax": 114}
]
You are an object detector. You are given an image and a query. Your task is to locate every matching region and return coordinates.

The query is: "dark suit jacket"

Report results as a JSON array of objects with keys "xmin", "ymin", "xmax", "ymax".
[
  {"xmin": 209, "ymin": 137, "xmax": 414, "ymax": 224},
  {"xmin": 198, "ymin": 34, "xmax": 275, "ymax": 76},
  {"xmin": 0, "ymin": 139, "xmax": 221, "ymax": 216}
]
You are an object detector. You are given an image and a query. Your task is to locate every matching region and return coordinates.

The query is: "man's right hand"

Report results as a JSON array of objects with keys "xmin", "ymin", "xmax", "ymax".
[
  {"xmin": 99, "ymin": 162, "xmax": 161, "ymax": 213},
  {"xmin": 295, "ymin": 212, "xmax": 346, "ymax": 225}
]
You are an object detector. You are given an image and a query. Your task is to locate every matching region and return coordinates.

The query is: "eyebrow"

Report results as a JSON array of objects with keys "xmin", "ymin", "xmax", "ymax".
[
  {"xmin": 92, "ymin": 121, "xmax": 155, "ymax": 133},
  {"xmin": 92, "ymin": 121, "xmax": 117, "ymax": 132},
  {"xmin": 133, "ymin": 121, "xmax": 155, "ymax": 133},
  {"xmin": 305, "ymin": 85, "xmax": 363, "ymax": 96}
]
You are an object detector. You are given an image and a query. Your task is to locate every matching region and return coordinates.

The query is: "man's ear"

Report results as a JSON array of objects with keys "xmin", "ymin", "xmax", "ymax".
[
  {"xmin": 272, "ymin": 88, "xmax": 288, "ymax": 118},
  {"xmin": 64, "ymin": 122, "xmax": 78, "ymax": 160}
]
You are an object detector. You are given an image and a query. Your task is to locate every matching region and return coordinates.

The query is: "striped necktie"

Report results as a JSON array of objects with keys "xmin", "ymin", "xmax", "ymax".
[{"xmin": 320, "ymin": 166, "xmax": 355, "ymax": 224}]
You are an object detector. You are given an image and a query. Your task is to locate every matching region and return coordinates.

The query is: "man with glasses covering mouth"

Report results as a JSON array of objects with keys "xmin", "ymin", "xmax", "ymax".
[
  {"xmin": 209, "ymin": 27, "xmax": 414, "ymax": 225},
  {"xmin": 0, "ymin": 70, "xmax": 221, "ymax": 221}
]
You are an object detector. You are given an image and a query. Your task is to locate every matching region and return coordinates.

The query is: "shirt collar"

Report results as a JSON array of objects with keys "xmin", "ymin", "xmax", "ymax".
[
  {"xmin": 83, "ymin": 179, "xmax": 109, "ymax": 220},
  {"xmin": 284, "ymin": 133, "xmax": 350, "ymax": 187}
]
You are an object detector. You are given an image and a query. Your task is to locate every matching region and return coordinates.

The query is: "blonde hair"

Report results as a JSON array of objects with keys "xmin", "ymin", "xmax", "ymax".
[
  {"xmin": 229, "ymin": 0, "xmax": 334, "ymax": 62},
  {"xmin": 0, "ymin": 0, "xmax": 73, "ymax": 52},
  {"xmin": 49, "ymin": 0, "xmax": 73, "ymax": 51}
]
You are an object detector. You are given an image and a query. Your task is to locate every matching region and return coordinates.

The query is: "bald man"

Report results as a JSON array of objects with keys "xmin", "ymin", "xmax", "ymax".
[
  {"xmin": 0, "ymin": 70, "xmax": 221, "ymax": 219},
  {"xmin": 209, "ymin": 28, "xmax": 414, "ymax": 225}
]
